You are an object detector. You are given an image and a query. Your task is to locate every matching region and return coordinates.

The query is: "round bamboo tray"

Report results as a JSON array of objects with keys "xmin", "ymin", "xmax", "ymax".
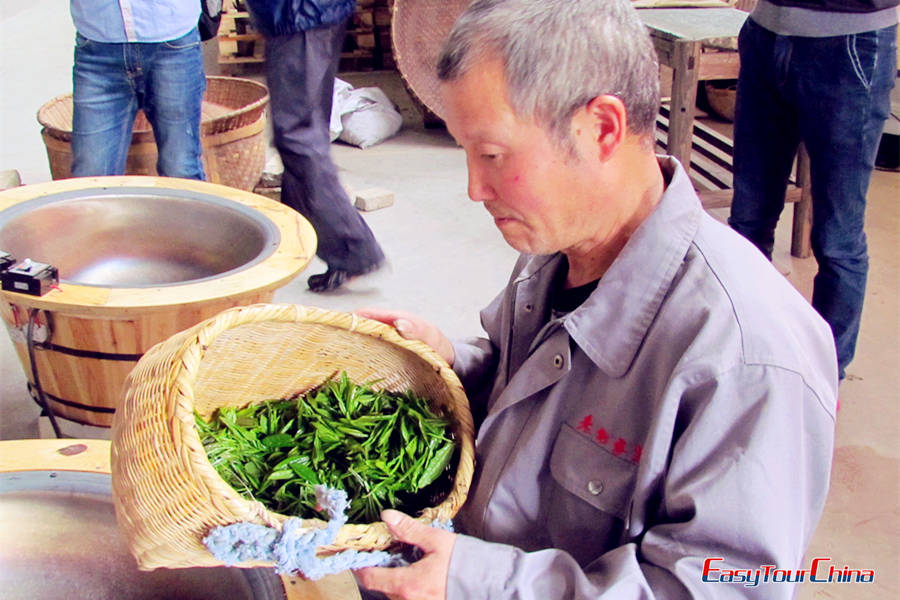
[
  {"xmin": 36, "ymin": 76, "xmax": 270, "ymax": 191},
  {"xmin": 0, "ymin": 176, "xmax": 316, "ymax": 427},
  {"xmin": 391, "ymin": 0, "xmax": 470, "ymax": 120},
  {"xmin": 111, "ymin": 303, "xmax": 475, "ymax": 570}
]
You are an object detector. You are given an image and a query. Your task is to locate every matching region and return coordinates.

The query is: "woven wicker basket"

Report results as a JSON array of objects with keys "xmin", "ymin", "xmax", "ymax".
[
  {"xmin": 111, "ymin": 303, "xmax": 475, "ymax": 570},
  {"xmin": 704, "ymin": 81, "xmax": 737, "ymax": 122},
  {"xmin": 36, "ymin": 76, "xmax": 269, "ymax": 191}
]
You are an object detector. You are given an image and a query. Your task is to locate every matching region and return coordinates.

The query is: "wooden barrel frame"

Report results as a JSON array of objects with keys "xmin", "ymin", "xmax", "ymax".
[
  {"xmin": 0, "ymin": 439, "xmax": 360, "ymax": 599},
  {"xmin": 0, "ymin": 176, "xmax": 317, "ymax": 427}
]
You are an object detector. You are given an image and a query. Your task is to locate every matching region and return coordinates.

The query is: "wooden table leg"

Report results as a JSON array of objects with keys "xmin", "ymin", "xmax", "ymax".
[
  {"xmin": 791, "ymin": 144, "xmax": 813, "ymax": 259},
  {"xmin": 667, "ymin": 40, "xmax": 703, "ymax": 167}
]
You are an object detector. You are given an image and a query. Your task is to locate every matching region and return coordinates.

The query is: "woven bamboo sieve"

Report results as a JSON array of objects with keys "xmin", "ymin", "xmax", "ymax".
[
  {"xmin": 36, "ymin": 76, "xmax": 269, "ymax": 191},
  {"xmin": 111, "ymin": 303, "xmax": 475, "ymax": 570},
  {"xmin": 391, "ymin": 0, "xmax": 468, "ymax": 121}
]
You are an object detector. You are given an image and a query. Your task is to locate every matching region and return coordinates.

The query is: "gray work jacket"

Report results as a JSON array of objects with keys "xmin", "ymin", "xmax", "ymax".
[{"xmin": 448, "ymin": 157, "xmax": 838, "ymax": 599}]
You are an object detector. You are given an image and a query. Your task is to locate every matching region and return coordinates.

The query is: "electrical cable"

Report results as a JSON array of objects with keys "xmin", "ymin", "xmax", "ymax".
[{"xmin": 27, "ymin": 308, "xmax": 63, "ymax": 438}]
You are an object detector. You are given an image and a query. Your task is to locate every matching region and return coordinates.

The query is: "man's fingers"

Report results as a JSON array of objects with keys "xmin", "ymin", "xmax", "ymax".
[
  {"xmin": 355, "ymin": 307, "xmax": 403, "ymax": 326},
  {"xmin": 392, "ymin": 319, "xmax": 416, "ymax": 338},
  {"xmin": 382, "ymin": 509, "xmax": 441, "ymax": 553},
  {"xmin": 354, "ymin": 309, "xmax": 455, "ymax": 365},
  {"xmin": 354, "ymin": 566, "xmax": 403, "ymax": 599},
  {"xmin": 355, "ymin": 511, "xmax": 455, "ymax": 600},
  {"xmin": 355, "ymin": 309, "xmax": 417, "ymax": 338}
]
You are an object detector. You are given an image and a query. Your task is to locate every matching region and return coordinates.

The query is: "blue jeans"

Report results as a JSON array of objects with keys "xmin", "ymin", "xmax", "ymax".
[
  {"xmin": 729, "ymin": 19, "xmax": 897, "ymax": 377},
  {"xmin": 71, "ymin": 28, "xmax": 205, "ymax": 179}
]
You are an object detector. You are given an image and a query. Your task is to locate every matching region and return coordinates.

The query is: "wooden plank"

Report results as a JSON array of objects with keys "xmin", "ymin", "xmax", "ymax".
[
  {"xmin": 218, "ymin": 34, "xmax": 263, "ymax": 42},
  {"xmin": 698, "ymin": 185, "xmax": 803, "ymax": 209},
  {"xmin": 696, "ymin": 49, "xmax": 740, "ymax": 81},
  {"xmin": 697, "ymin": 188, "xmax": 735, "ymax": 209},
  {"xmin": 637, "ymin": 7, "xmax": 747, "ymax": 48},
  {"xmin": 0, "ymin": 439, "xmax": 111, "ymax": 473},
  {"xmin": 657, "ymin": 118, "xmax": 733, "ymax": 189},
  {"xmin": 656, "ymin": 108, "xmax": 732, "ymax": 190},
  {"xmin": 218, "ymin": 7, "xmax": 264, "ymax": 65},
  {"xmin": 655, "ymin": 129, "xmax": 729, "ymax": 191},
  {"xmin": 690, "ymin": 151, "xmax": 733, "ymax": 189},
  {"xmin": 218, "ymin": 53, "xmax": 265, "ymax": 65}
]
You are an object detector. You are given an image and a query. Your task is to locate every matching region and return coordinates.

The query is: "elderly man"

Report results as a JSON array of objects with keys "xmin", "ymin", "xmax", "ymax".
[{"xmin": 356, "ymin": 1, "xmax": 838, "ymax": 598}]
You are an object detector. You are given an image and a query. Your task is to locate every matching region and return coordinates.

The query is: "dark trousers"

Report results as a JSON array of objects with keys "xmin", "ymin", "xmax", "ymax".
[
  {"xmin": 729, "ymin": 19, "xmax": 897, "ymax": 377},
  {"xmin": 264, "ymin": 23, "xmax": 384, "ymax": 273}
]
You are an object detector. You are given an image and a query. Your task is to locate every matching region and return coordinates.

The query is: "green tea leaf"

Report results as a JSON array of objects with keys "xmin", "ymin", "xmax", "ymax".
[
  {"xmin": 289, "ymin": 461, "xmax": 321, "ymax": 485},
  {"xmin": 417, "ymin": 440, "xmax": 456, "ymax": 490},
  {"xmin": 196, "ymin": 372, "xmax": 455, "ymax": 523}
]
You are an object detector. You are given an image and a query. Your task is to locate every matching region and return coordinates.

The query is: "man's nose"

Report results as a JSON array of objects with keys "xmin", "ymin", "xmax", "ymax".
[{"xmin": 466, "ymin": 160, "xmax": 494, "ymax": 203}]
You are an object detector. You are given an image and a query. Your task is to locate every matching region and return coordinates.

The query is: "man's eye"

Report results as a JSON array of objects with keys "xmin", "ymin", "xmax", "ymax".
[{"xmin": 481, "ymin": 153, "xmax": 499, "ymax": 161}]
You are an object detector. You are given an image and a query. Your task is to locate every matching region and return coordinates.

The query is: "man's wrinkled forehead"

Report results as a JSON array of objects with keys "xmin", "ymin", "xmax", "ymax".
[{"xmin": 439, "ymin": 57, "xmax": 526, "ymax": 143}]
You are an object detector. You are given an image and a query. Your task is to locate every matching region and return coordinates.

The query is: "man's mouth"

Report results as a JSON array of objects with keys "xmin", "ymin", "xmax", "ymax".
[{"xmin": 485, "ymin": 205, "xmax": 515, "ymax": 225}]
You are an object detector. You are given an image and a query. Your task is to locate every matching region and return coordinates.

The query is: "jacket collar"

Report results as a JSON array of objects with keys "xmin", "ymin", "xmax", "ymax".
[{"xmin": 517, "ymin": 157, "xmax": 702, "ymax": 378}]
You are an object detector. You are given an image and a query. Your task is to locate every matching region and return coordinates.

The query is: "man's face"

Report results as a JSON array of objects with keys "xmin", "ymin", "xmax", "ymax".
[{"xmin": 440, "ymin": 59, "xmax": 605, "ymax": 256}]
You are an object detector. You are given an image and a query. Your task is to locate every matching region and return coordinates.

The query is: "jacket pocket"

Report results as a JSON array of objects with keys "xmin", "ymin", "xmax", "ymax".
[{"xmin": 550, "ymin": 424, "xmax": 637, "ymax": 522}]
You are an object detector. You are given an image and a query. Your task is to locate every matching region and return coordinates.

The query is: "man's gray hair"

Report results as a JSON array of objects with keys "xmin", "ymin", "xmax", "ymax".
[{"xmin": 437, "ymin": 0, "xmax": 660, "ymax": 147}]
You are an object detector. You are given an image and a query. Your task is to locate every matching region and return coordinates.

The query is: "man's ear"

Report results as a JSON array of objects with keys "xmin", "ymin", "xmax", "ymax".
[{"xmin": 574, "ymin": 95, "xmax": 627, "ymax": 162}]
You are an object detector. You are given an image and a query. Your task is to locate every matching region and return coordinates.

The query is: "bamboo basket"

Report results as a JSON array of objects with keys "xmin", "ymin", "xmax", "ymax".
[
  {"xmin": 36, "ymin": 76, "xmax": 269, "ymax": 191},
  {"xmin": 704, "ymin": 80, "xmax": 737, "ymax": 122},
  {"xmin": 111, "ymin": 303, "xmax": 475, "ymax": 570}
]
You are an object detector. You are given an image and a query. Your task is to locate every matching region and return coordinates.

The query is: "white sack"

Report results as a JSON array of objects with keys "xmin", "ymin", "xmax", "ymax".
[
  {"xmin": 330, "ymin": 80, "xmax": 403, "ymax": 149},
  {"xmin": 330, "ymin": 78, "xmax": 355, "ymax": 141}
]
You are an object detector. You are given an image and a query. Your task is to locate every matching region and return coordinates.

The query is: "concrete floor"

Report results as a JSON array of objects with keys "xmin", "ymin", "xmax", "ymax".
[{"xmin": 1, "ymin": 3, "xmax": 898, "ymax": 598}]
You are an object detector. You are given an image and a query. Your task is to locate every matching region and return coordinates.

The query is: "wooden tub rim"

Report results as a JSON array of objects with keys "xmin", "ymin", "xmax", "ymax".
[{"xmin": 0, "ymin": 176, "xmax": 316, "ymax": 316}]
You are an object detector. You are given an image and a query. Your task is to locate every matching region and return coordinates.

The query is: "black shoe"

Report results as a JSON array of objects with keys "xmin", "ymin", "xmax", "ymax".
[{"xmin": 307, "ymin": 261, "xmax": 384, "ymax": 293}]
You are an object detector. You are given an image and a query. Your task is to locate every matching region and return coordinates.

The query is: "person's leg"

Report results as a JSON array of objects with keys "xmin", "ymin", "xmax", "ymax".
[
  {"xmin": 729, "ymin": 19, "xmax": 801, "ymax": 260},
  {"xmin": 141, "ymin": 27, "xmax": 206, "ymax": 180},
  {"xmin": 792, "ymin": 25, "xmax": 897, "ymax": 377},
  {"xmin": 71, "ymin": 33, "xmax": 138, "ymax": 176},
  {"xmin": 264, "ymin": 25, "xmax": 384, "ymax": 289}
]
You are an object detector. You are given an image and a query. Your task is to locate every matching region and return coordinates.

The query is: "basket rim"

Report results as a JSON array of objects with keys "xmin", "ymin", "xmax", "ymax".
[
  {"xmin": 168, "ymin": 303, "xmax": 475, "ymax": 548},
  {"xmin": 36, "ymin": 75, "xmax": 269, "ymax": 136},
  {"xmin": 391, "ymin": 0, "xmax": 471, "ymax": 120},
  {"xmin": 202, "ymin": 75, "xmax": 270, "ymax": 135}
]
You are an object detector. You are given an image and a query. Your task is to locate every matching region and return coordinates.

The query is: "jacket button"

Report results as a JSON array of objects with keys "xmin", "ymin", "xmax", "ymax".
[
  {"xmin": 553, "ymin": 354, "xmax": 564, "ymax": 369},
  {"xmin": 524, "ymin": 303, "xmax": 534, "ymax": 312},
  {"xmin": 587, "ymin": 480, "xmax": 604, "ymax": 495}
]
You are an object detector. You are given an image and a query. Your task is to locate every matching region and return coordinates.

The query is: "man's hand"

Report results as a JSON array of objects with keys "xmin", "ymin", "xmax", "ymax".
[
  {"xmin": 355, "ymin": 308, "xmax": 455, "ymax": 366},
  {"xmin": 354, "ymin": 509, "xmax": 456, "ymax": 600}
]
